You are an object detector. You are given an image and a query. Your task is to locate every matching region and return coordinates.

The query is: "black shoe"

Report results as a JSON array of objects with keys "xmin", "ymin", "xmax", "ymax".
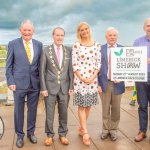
[
  {"xmin": 27, "ymin": 135, "xmax": 37, "ymax": 144},
  {"xmin": 129, "ymin": 100, "xmax": 135, "ymax": 106},
  {"xmin": 16, "ymin": 138, "xmax": 24, "ymax": 148}
]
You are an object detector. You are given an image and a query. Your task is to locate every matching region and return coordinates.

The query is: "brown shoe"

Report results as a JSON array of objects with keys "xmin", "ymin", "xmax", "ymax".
[
  {"xmin": 59, "ymin": 137, "xmax": 69, "ymax": 145},
  {"xmin": 44, "ymin": 137, "xmax": 53, "ymax": 146},
  {"xmin": 135, "ymin": 131, "xmax": 146, "ymax": 142}
]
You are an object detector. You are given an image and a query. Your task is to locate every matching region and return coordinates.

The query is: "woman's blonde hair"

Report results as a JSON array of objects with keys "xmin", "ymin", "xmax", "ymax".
[{"xmin": 76, "ymin": 22, "xmax": 93, "ymax": 43}]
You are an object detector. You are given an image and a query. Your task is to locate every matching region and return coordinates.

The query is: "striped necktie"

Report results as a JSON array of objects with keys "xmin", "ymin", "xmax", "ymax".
[
  {"xmin": 25, "ymin": 41, "xmax": 32, "ymax": 64},
  {"xmin": 108, "ymin": 45, "xmax": 114, "ymax": 79}
]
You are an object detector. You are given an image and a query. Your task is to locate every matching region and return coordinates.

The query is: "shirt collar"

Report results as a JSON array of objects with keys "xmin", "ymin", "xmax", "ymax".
[
  {"xmin": 107, "ymin": 43, "xmax": 117, "ymax": 48},
  {"xmin": 53, "ymin": 43, "xmax": 63, "ymax": 50},
  {"xmin": 23, "ymin": 39, "xmax": 33, "ymax": 45},
  {"xmin": 145, "ymin": 35, "xmax": 150, "ymax": 41}
]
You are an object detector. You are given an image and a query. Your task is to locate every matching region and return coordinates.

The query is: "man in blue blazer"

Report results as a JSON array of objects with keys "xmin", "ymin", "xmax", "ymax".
[
  {"xmin": 98, "ymin": 27, "xmax": 125, "ymax": 141},
  {"xmin": 134, "ymin": 18, "xmax": 150, "ymax": 142},
  {"xmin": 6, "ymin": 20, "xmax": 42, "ymax": 148}
]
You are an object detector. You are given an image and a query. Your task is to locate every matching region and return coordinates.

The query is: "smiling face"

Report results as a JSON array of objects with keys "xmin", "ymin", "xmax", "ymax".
[
  {"xmin": 79, "ymin": 24, "xmax": 90, "ymax": 39},
  {"xmin": 20, "ymin": 22, "xmax": 34, "ymax": 42},
  {"xmin": 106, "ymin": 29, "xmax": 118, "ymax": 45},
  {"xmin": 144, "ymin": 19, "xmax": 150, "ymax": 39},
  {"xmin": 53, "ymin": 28, "xmax": 65, "ymax": 47}
]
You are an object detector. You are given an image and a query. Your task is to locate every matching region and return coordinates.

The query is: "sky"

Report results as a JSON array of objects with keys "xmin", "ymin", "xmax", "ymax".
[{"xmin": 0, "ymin": 0, "xmax": 150, "ymax": 46}]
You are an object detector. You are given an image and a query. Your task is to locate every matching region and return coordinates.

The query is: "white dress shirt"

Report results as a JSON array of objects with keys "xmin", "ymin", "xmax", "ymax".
[
  {"xmin": 107, "ymin": 44, "xmax": 117, "ymax": 79},
  {"xmin": 54, "ymin": 44, "xmax": 63, "ymax": 67}
]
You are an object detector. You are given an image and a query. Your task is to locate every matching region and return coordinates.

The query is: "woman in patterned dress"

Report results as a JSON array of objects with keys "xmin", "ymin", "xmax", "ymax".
[{"xmin": 72, "ymin": 22, "xmax": 101, "ymax": 146}]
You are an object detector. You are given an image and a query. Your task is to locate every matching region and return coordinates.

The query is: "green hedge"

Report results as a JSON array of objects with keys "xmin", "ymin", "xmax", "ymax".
[{"xmin": 0, "ymin": 45, "xmax": 7, "ymax": 67}]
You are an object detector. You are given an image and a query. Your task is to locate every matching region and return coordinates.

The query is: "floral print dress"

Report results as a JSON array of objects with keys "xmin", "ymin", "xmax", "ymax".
[{"xmin": 72, "ymin": 41, "xmax": 101, "ymax": 107}]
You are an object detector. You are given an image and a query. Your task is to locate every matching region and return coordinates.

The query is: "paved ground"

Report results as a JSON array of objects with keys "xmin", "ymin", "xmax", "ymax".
[{"xmin": 0, "ymin": 87, "xmax": 150, "ymax": 150}]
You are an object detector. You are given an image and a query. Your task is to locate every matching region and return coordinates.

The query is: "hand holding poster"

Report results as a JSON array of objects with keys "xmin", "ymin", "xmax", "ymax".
[{"xmin": 111, "ymin": 47, "xmax": 147, "ymax": 82}]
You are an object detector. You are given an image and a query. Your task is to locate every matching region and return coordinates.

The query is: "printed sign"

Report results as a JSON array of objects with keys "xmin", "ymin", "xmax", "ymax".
[{"xmin": 111, "ymin": 47, "xmax": 147, "ymax": 82}]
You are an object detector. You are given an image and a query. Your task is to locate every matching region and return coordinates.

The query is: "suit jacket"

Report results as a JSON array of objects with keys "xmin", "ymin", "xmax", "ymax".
[
  {"xmin": 40, "ymin": 44, "xmax": 73, "ymax": 95},
  {"xmin": 6, "ymin": 37, "xmax": 42, "ymax": 90},
  {"xmin": 98, "ymin": 44, "xmax": 125, "ymax": 94}
]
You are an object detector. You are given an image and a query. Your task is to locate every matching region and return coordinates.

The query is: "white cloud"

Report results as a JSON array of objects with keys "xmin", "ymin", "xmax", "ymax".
[{"xmin": 0, "ymin": 0, "xmax": 150, "ymax": 45}]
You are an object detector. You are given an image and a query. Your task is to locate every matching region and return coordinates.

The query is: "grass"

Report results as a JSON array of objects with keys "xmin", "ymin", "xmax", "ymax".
[
  {"xmin": 0, "ymin": 45, "xmax": 7, "ymax": 92},
  {"xmin": 0, "ymin": 83, "xmax": 8, "ymax": 94},
  {"xmin": 0, "ymin": 60, "xmax": 6, "ymax": 67},
  {"xmin": 0, "ymin": 45, "xmax": 7, "ymax": 67}
]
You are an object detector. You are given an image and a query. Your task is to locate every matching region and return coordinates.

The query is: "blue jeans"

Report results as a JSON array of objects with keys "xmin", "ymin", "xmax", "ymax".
[{"xmin": 135, "ymin": 73, "xmax": 150, "ymax": 132}]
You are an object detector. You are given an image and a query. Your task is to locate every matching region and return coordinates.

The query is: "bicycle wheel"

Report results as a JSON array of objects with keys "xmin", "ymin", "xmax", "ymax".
[{"xmin": 0, "ymin": 116, "xmax": 4, "ymax": 140}]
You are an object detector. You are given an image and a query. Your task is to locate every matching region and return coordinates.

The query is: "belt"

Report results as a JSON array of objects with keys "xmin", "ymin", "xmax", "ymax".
[{"xmin": 108, "ymin": 79, "xmax": 112, "ymax": 82}]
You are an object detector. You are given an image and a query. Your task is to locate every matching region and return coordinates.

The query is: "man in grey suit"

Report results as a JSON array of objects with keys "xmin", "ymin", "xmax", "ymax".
[
  {"xmin": 6, "ymin": 20, "xmax": 42, "ymax": 148},
  {"xmin": 40, "ymin": 27, "xmax": 73, "ymax": 146},
  {"xmin": 98, "ymin": 27, "xmax": 125, "ymax": 141}
]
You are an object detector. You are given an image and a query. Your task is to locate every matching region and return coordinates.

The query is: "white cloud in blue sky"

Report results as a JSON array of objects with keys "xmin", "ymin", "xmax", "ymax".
[{"xmin": 0, "ymin": 0, "xmax": 150, "ymax": 45}]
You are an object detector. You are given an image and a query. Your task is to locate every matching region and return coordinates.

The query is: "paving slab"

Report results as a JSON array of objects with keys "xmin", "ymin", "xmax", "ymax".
[{"xmin": 1, "ymin": 88, "xmax": 150, "ymax": 150}]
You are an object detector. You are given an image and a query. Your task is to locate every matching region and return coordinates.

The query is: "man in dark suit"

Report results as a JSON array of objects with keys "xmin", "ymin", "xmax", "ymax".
[
  {"xmin": 6, "ymin": 20, "xmax": 42, "ymax": 148},
  {"xmin": 98, "ymin": 27, "xmax": 125, "ymax": 141},
  {"xmin": 40, "ymin": 27, "xmax": 73, "ymax": 146}
]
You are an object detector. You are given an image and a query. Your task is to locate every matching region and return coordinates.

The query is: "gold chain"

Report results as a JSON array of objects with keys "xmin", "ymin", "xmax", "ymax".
[{"xmin": 48, "ymin": 46, "xmax": 67, "ymax": 83}]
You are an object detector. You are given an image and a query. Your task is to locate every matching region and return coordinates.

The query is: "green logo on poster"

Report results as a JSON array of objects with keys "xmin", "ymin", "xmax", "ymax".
[{"xmin": 114, "ymin": 48, "xmax": 123, "ymax": 56}]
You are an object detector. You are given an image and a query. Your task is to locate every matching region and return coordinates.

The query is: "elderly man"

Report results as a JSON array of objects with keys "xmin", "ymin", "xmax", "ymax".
[
  {"xmin": 6, "ymin": 20, "xmax": 42, "ymax": 148},
  {"xmin": 40, "ymin": 27, "xmax": 73, "ymax": 146},
  {"xmin": 98, "ymin": 27, "xmax": 125, "ymax": 141},
  {"xmin": 134, "ymin": 18, "xmax": 150, "ymax": 142}
]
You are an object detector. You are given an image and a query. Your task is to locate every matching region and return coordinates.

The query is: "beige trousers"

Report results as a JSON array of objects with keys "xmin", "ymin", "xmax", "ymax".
[{"xmin": 100, "ymin": 81, "xmax": 122, "ymax": 134}]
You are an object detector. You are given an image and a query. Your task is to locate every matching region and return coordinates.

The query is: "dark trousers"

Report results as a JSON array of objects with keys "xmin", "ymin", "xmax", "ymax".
[
  {"xmin": 13, "ymin": 87, "xmax": 40, "ymax": 139},
  {"xmin": 136, "ymin": 73, "xmax": 150, "ymax": 132}
]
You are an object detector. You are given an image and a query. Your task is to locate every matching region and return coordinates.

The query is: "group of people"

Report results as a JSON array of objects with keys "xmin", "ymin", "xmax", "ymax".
[{"xmin": 5, "ymin": 18, "xmax": 150, "ymax": 148}]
